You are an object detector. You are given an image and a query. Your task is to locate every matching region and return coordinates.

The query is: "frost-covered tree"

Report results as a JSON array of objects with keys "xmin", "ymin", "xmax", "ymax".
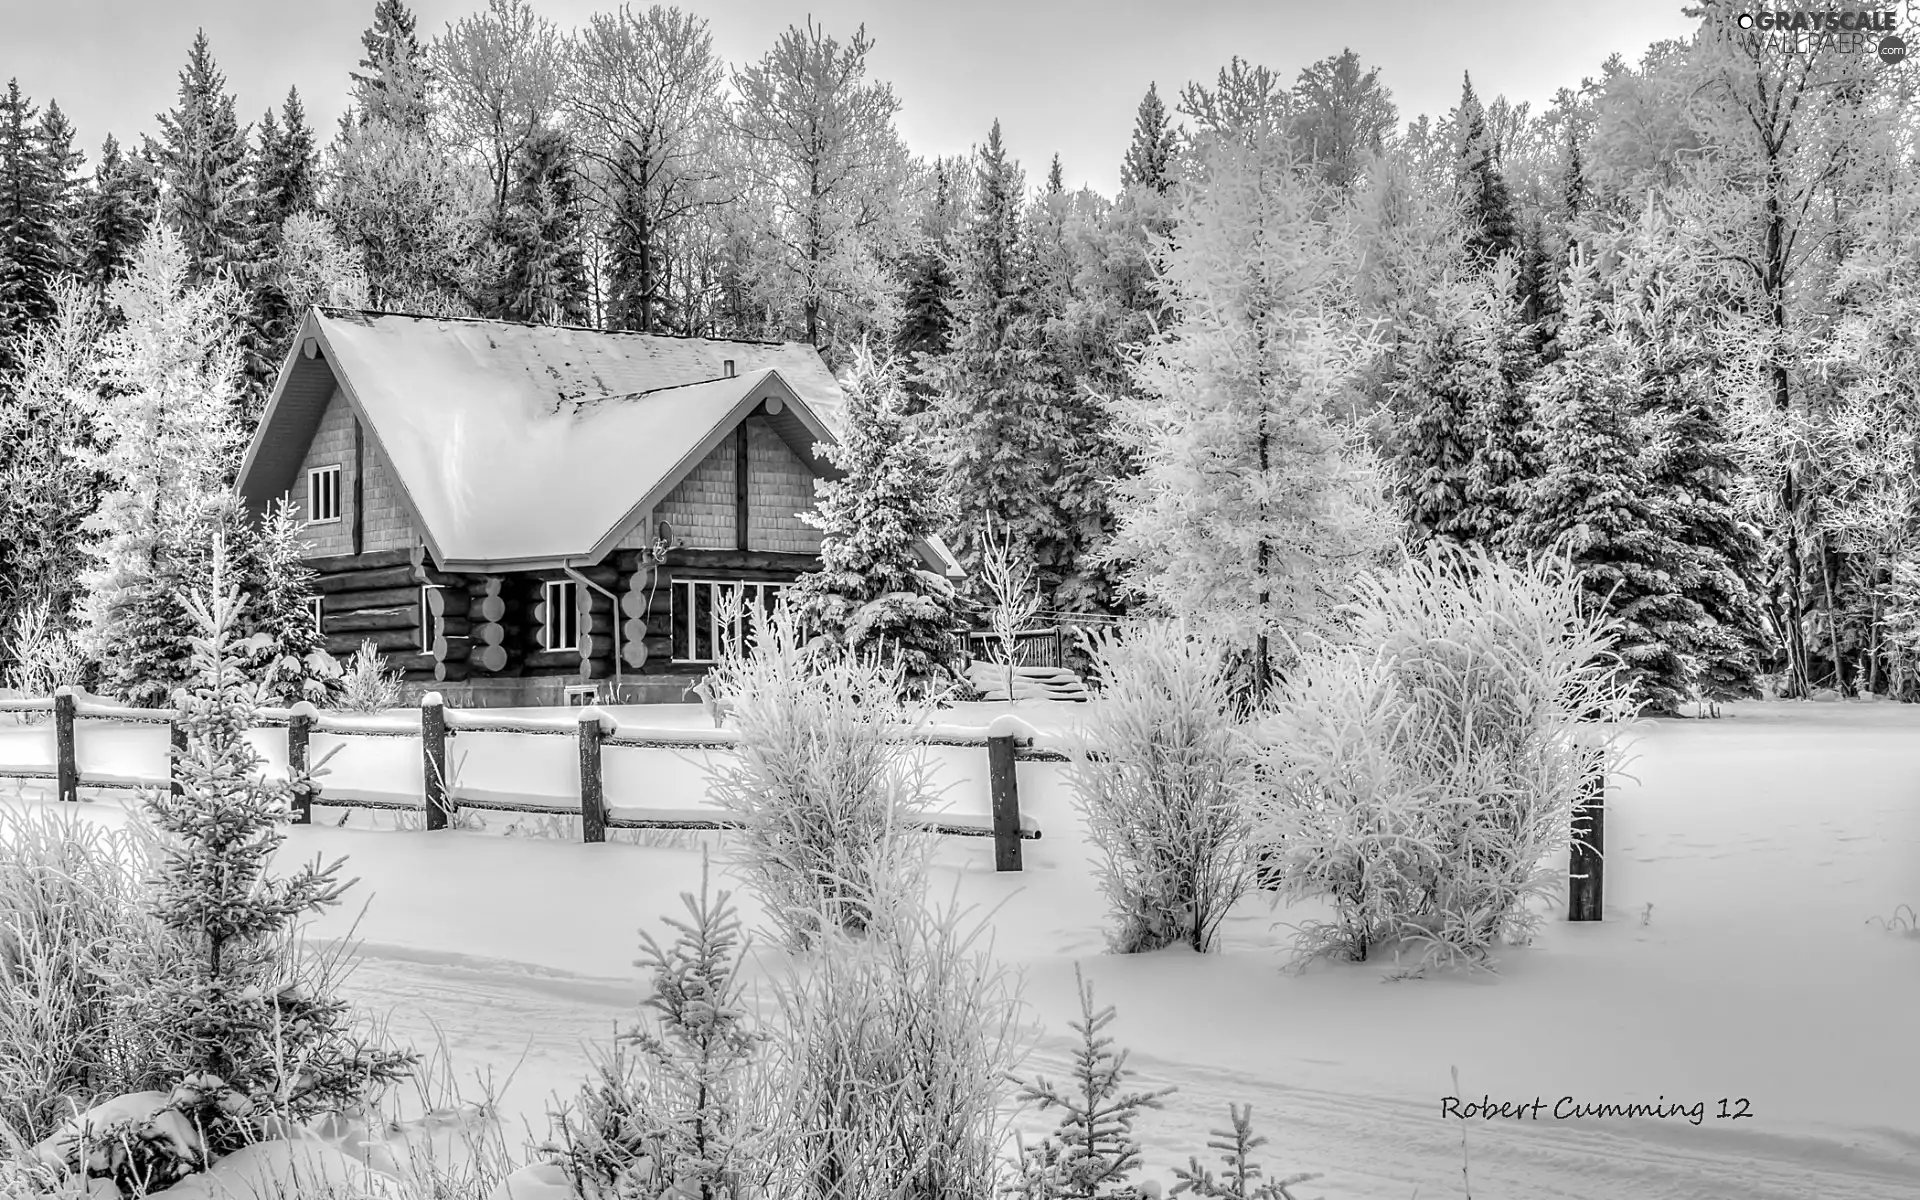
[
  {"xmin": 1289, "ymin": 49, "xmax": 1397, "ymax": 194},
  {"xmin": 327, "ymin": 118, "xmax": 488, "ymax": 314},
  {"xmin": 75, "ymin": 227, "xmax": 246, "ymax": 704},
  {"xmin": 0, "ymin": 280, "xmax": 102, "ymax": 637},
  {"xmin": 432, "ymin": 0, "xmax": 566, "ymax": 221},
  {"xmin": 1119, "ymin": 82, "xmax": 1177, "ymax": 193},
  {"xmin": 253, "ymin": 89, "xmax": 320, "ymax": 232},
  {"xmin": 789, "ymin": 344, "xmax": 965, "ymax": 693},
  {"xmin": 1102, "ymin": 124, "xmax": 1390, "ymax": 691},
  {"xmin": 732, "ymin": 19, "xmax": 912, "ymax": 357},
  {"xmin": 1452, "ymin": 73, "xmax": 1519, "ymax": 270},
  {"xmin": 349, "ymin": 0, "xmax": 432, "ymax": 134},
  {"xmin": 1008, "ymin": 964, "xmax": 1175, "ymax": 1199},
  {"xmin": 120, "ymin": 543, "xmax": 409, "ymax": 1150}
]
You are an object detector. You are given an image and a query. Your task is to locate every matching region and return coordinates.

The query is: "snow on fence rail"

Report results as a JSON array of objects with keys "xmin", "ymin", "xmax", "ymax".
[{"xmin": 0, "ymin": 688, "xmax": 1051, "ymax": 873}]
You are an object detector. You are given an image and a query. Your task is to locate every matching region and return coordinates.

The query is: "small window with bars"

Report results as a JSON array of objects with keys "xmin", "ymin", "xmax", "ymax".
[
  {"xmin": 674, "ymin": 579, "xmax": 786, "ymax": 664},
  {"xmin": 307, "ymin": 465, "xmax": 342, "ymax": 524},
  {"xmin": 541, "ymin": 580, "xmax": 579, "ymax": 653}
]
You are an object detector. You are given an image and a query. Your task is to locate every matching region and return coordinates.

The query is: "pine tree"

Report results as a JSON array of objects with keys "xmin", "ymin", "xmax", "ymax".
[
  {"xmin": 894, "ymin": 156, "xmax": 968, "ymax": 383},
  {"xmin": 238, "ymin": 497, "xmax": 339, "ymax": 704},
  {"xmin": 1388, "ymin": 277, "xmax": 1490, "ymax": 546},
  {"xmin": 349, "ymin": 0, "xmax": 432, "ymax": 133},
  {"xmin": 790, "ymin": 344, "xmax": 966, "ymax": 693},
  {"xmin": 254, "ymin": 88, "xmax": 320, "ymax": 230},
  {"xmin": 128, "ymin": 542, "xmax": 410, "ymax": 1147},
  {"xmin": 1170, "ymin": 1105, "xmax": 1319, "ymax": 1199},
  {"xmin": 1009, "ymin": 965, "xmax": 1175, "ymax": 1199},
  {"xmin": 1453, "ymin": 74, "xmax": 1518, "ymax": 270},
  {"xmin": 554, "ymin": 862, "xmax": 769, "ymax": 1198},
  {"xmin": 36, "ymin": 99, "xmax": 85, "ymax": 275},
  {"xmin": 923, "ymin": 121, "xmax": 1072, "ymax": 580},
  {"xmin": 1119, "ymin": 83, "xmax": 1178, "ymax": 193},
  {"xmin": 491, "ymin": 126, "xmax": 590, "ymax": 325},
  {"xmin": 81, "ymin": 135, "xmax": 156, "ymax": 299},
  {"xmin": 1513, "ymin": 249, "xmax": 1700, "ymax": 713},
  {"xmin": 1611, "ymin": 207, "xmax": 1768, "ymax": 703},
  {"xmin": 0, "ymin": 79, "xmax": 60, "ymax": 366},
  {"xmin": 150, "ymin": 31, "xmax": 255, "ymax": 286}
]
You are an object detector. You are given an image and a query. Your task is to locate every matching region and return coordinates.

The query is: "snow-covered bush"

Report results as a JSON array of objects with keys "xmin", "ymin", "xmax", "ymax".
[
  {"xmin": 1066, "ymin": 621, "xmax": 1259, "ymax": 954},
  {"xmin": 335, "ymin": 638, "xmax": 405, "ymax": 714},
  {"xmin": 766, "ymin": 881, "xmax": 1027, "ymax": 1200},
  {"xmin": 2, "ymin": 600, "xmax": 87, "ymax": 713},
  {"xmin": 703, "ymin": 603, "xmax": 939, "ymax": 950},
  {"xmin": 0, "ymin": 809, "xmax": 177, "ymax": 1147},
  {"xmin": 546, "ymin": 862, "xmax": 774, "ymax": 1199},
  {"xmin": 93, "ymin": 545, "xmax": 411, "ymax": 1169},
  {"xmin": 1254, "ymin": 544, "xmax": 1638, "ymax": 969}
]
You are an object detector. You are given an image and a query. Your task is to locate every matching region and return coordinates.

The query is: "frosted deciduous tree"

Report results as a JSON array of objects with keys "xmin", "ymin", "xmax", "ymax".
[
  {"xmin": 431, "ymin": 0, "xmax": 566, "ymax": 221},
  {"xmin": 565, "ymin": 3, "xmax": 729, "ymax": 335},
  {"xmin": 1289, "ymin": 49, "xmax": 1398, "ymax": 194},
  {"xmin": 1103, "ymin": 127, "xmax": 1391, "ymax": 691},
  {"xmin": 733, "ymin": 19, "xmax": 913, "ymax": 358},
  {"xmin": 74, "ymin": 227, "xmax": 245, "ymax": 704},
  {"xmin": 327, "ymin": 118, "xmax": 489, "ymax": 314}
]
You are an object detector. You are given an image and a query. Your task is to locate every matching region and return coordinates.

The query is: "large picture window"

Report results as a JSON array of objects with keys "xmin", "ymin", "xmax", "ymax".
[
  {"xmin": 307, "ymin": 464, "xmax": 342, "ymax": 524},
  {"xmin": 674, "ymin": 579, "xmax": 786, "ymax": 664},
  {"xmin": 541, "ymin": 580, "xmax": 579, "ymax": 653}
]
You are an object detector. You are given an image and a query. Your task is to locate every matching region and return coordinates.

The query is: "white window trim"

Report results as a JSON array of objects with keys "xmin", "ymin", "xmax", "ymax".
[
  {"xmin": 307, "ymin": 464, "xmax": 343, "ymax": 525},
  {"xmin": 564, "ymin": 684, "xmax": 599, "ymax": 707},
  {"xmin": 674, "ymin": 579, "xmax": 787, "ymax": 665},
  {"xmin": 421, "ymin": 584, "xmax": 442, "ymax": 648},
  {"xmin": 308, "ymin": 596, "xmax": 325, "ymax": 635},
  {"xmin": 541, "ymin": 579, "xmax": 579, "ymax": 655}
]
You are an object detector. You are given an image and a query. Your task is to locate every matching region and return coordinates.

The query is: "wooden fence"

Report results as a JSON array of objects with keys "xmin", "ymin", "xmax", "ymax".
[
  {"xmin": 0, "ymin": 688, "xmax": 1056, "ymax": 873},
  {"xmin": 0, "ymin": 688, "xmax": 1611, "ymax": 913},
  {"xmin": 965, "ymin": 627, "xmax": 1073, "ymax": 670}
]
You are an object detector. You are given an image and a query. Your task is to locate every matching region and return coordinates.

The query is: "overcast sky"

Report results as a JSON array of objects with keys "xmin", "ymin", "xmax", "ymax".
[{"xmin": 3, "ymin": 0, "xmax": 1700, "ymax": 196}]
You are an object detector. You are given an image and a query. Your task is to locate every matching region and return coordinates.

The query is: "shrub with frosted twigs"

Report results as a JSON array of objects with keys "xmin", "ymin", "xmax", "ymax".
[
  {"xmin": 1067, "ymin": 621, "xmax": 1259, "ymax": 954},
  {"xmin": 1254, "ymin": 544, "xmax": 1638, "ymax": 969}
]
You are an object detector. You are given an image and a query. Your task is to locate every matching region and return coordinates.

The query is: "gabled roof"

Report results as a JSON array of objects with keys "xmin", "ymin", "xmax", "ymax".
[{"xmin": 237, "ymin": 309, "xmax": 963, "ymax": 576}]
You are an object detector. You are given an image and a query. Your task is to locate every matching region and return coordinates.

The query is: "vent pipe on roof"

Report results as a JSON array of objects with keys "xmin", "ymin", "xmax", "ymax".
[{"xmin": 723, "ymin": 359, "xmax": 736, "ymax": 378}]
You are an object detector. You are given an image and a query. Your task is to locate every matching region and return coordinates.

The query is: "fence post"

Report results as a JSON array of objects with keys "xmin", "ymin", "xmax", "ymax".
[
  {"xmin": 169, "ymin": 718, "xmax": 187, "ymax": 797},
  {"xmin": 421, "ymin": 692, "xmax": 450, "ymax": 831},
  {"xmin": 578, "ymin": 706, "xmax": 608, "ymax": 844},
  {"xmin": 53, "ymin": 687, "xmax": 77, "ymax": 804},
  {"xmin": 986, "ymin": 723, "xmax": 1023, "ymax": 873},
  {"xmin": 287, "ymin": 702, "xmax": 317, "ymax": 825},
  {"xmin": 1568, "ymin": 746, "xmax": 1606, "ymax": 921}
]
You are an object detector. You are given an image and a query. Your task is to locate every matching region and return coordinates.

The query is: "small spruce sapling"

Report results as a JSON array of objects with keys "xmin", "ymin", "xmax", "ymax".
[
  {"xmin": 552, "ymin": 859, "xmax": 770, "ymax": 1199},
  {"xmin": 1008, "ymin": 965, "xmax": 1175, "ymax": 1199},
  {"xmin": 1169, "ymin": 1104, "xmax": 1319, "ymax": 1200},
  {"xmin": 334, "ymin": 638, "xmax": 405, "ymax": 713},
  {"xmin": 128, "ymin": 541, "xmax": 412, "ymax": 1155}
]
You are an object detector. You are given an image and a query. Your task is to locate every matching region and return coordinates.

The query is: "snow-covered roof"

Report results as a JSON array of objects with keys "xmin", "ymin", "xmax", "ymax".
[{"xmin": 238, "ymin": 310, "xmax": 963, "ymax": 577}]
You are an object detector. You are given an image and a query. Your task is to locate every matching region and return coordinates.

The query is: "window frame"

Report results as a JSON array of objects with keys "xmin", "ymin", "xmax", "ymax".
[
  {"xmin": 673, "ymin": 578, "xmax": 787, "ymax": 665},
  {"xmin": 421, "ymin": 584, "xmax": 442, "ymax": 648},
  {"xmin": 541, "ymin": 579, "xmax": 580, "ymax": 654},
  {"xmin": 307, "ymin": 596, "xmax": 325, "ymax": 635},
  {"xmin": 306, "ymin": 464, "xmax": 343, "ymax": 525}
]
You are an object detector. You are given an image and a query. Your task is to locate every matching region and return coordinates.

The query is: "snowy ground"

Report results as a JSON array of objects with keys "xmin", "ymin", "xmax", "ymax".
[{"xmin": 4, "ymin": 700, "xmax": 1917, "ymax": 1199}]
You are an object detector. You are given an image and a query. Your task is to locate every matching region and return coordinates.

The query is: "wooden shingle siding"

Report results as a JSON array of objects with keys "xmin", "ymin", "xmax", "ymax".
[
  {"xmin": 658, "ymin": 436, "xmax": 737, "ymax": 550},
  {"xmin": 746, "ymin": 419, "xmax": 823, "ymax": 554},
  {"xmin": 293, "ymin": 388, "xmax": 417, "ymax": 558}
]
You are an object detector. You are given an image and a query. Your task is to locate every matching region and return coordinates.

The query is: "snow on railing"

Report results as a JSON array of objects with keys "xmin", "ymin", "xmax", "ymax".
[{"xmin": 0, "ymin": 687, "xmax": 1052, "ymax": 872}]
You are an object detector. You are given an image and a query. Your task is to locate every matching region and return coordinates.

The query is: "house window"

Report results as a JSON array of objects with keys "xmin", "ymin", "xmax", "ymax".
[
  {"xmin": 564, "ymin": 685, "xmax": 599, "ymax": 707},
  {"xmin": 307, "ymin": 465, "xmax": 342, "ymax": 524},
  {"xmin": 674, "ymin": 579, "xmax": 786, "ymax": 664},
  {"xmin": 541, "ymin": 580, "xmax": 579, "ymax": 653},
  {"xmin": 421, "ymin": 584, "xmax": 444, "ymax": 648},
  {"xmin": 308, "ymin": 596, "xmax": 325, "ymax": 635}
]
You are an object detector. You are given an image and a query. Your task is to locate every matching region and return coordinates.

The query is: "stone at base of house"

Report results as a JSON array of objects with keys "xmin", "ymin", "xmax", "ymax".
[{"xmin": 397, "ymin": 674, "xmax": 707, "ymax": 709}]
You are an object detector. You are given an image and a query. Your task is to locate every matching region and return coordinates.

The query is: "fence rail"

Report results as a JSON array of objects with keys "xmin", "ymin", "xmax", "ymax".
[{"xmin": 0, "ymin": 688, "xmax": 1048, "ymax": 872}]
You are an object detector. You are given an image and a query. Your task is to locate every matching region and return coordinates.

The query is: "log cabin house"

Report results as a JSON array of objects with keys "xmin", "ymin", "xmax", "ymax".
[{"xmin": 236, "ymin": 308, "xmax": 963, "ymax": 707}]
